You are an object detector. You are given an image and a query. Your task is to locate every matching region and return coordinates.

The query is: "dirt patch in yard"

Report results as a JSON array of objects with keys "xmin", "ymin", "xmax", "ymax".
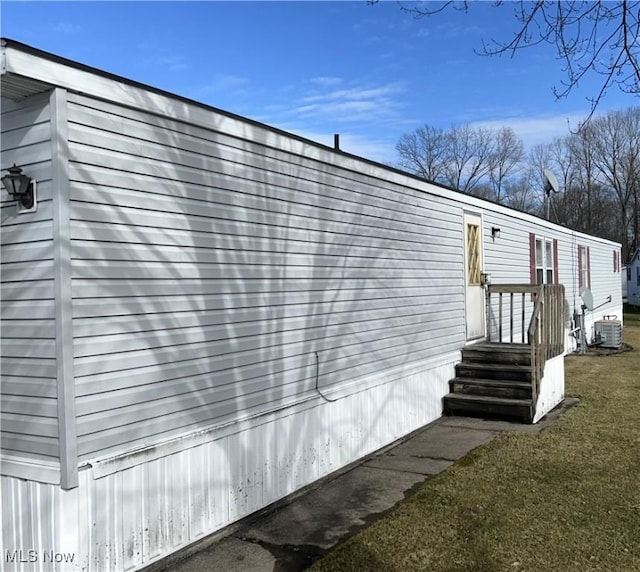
[{"xmin": 582, "ymin": 342, "xmax": 634, "ymax": 356}]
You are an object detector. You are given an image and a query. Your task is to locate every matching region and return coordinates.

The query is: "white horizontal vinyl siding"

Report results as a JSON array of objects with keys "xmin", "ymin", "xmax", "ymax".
[
  {"xmin": 482, "ymin": 212, "xmax": 537, "ymax": 343},
  {"xmin": 0, "ymin": 94, "xmax": 59, "ymax": 461},
  {"xmin": 626, "ymin": 256, "xmax": 640, "ymax": 304},
  {"xmin": 483, "ymin": 208, "xmax": 621, "ymax": 348},
  {"xmin": 66, "ymin": 93, "xmax": 466, "ymax": 460},
  {"xmin": 589, "ymin": 244, "xmax": 622, "ymax": 312}
]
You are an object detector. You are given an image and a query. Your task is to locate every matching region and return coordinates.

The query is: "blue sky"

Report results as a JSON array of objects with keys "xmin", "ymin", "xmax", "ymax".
[{"xmin": 1, "ymin": 1, "xmax": 636, "ymax": 163}]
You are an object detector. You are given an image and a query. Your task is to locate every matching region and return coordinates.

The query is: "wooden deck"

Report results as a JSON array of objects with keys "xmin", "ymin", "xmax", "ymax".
[{"xmin": 444, "ymin": 284, "xmax": 565, "ymax": 423}]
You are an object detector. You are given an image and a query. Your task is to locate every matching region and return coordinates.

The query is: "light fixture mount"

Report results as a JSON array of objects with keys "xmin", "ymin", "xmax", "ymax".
[{"xmin": 2, "ymin": 164, "xmax": 34, "ymax": 209}]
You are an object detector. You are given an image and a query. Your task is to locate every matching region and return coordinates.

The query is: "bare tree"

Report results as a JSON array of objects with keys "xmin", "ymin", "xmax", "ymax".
[
  {"xmin": 503, "ymin": 175, "xmax": 540, "ymax": 214},
  {"xmin": 443, "ymin": 124, "xmax": 494, "ymax": 193},
  {"xmin": 588, "ymin": 107, "xmax": 640, "ymax": 260},
  {"xmin": 566, "ymin": 124, "xmax": 606, "ymax": 235},
  {"xmin": 375, "ymin": 1, "xmax": 640, "ymax": 116},
  {"xmin": 396, "ymin": 125, "xmax": 448, "ymax": 181},
  {"xmin": 545, "ymin": 131, "xmax": 619, "ymax": 240},
  {"xmin": 397, "ymin": 109, "xmax": 640, "ymax": 255},
  {"xmin": 550, "ymin": 182, "xmax": 619, "ymax": 241},
  {"xmin": 543, "ymin": 137, "xmax": 575, "ymax": 222},
  {"xmin": 524, "ymin": 142, "xmax": 553, "ymax": 215},
  {"xmin": 396, "ymin": 123, "xmax": 523, "ymax": 200},
  {"xmin": 488, "ymin": 126, "xmax": 524, "ymax": 203}
]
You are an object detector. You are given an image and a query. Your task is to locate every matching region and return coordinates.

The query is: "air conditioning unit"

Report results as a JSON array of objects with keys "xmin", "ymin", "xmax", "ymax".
[{"xmin": 594, "ymin": 319, "xmax": 622, "ymax": 349}]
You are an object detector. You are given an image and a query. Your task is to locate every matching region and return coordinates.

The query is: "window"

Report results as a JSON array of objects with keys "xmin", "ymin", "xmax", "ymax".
[
  {"xmin": 530, "ymin": 234, "xmax": 557, "ymax": 284},
  {"xmin": 578, "ymin": 245, "xmax": 591, "ymax": 289},
  {"xmin": 535, "ymin": 239, "xmax": 543, "ymax": 284},
  {"xmin": 466, "ymin": 222, "xmax": 481, "ymax": 286},
  {"xmin": 637, "ymin": 267, "xmax": 640, "ymax": 287},
  {"xmin": 628, "ymin": 267, "xmax": 632, "ymax": 281},
  {"xmin": 545, "ymin": 240, "xmax": 554, "ymax": 283}
]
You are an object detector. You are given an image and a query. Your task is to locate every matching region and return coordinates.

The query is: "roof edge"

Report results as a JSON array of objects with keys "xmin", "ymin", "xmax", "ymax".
[{"xmin": 0, "ymin": 38, "xmax": 622, "ymax": 249}]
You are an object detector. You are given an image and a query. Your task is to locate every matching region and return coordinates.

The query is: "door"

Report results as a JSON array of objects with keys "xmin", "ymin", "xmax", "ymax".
[{"xmin": 464, "ymin": 213, "xmax": 485, "ymax": 340}]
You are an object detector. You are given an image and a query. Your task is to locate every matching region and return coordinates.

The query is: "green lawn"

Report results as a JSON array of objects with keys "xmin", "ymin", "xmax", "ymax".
[{"xmin": 311, "ymin": 324, "xmax": 640, "ymax": 572}]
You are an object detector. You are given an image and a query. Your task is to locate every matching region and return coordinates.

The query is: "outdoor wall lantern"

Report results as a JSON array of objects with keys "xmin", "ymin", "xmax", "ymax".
[
  {"xmin": 2, "ymin": 164, "xmax": 35, "ymax": 210},
  {"xmin": 491, "ymin": 226, "xmax": 501, "ymax": 240}
]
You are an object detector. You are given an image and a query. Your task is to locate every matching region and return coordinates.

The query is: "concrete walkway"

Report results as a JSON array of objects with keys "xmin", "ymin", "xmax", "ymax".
[{"xmin": 149, "ymin": 401, "xmax": 577, "ymax": 572}]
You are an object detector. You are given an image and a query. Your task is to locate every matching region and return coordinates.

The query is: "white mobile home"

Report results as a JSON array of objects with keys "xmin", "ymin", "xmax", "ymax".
[
  {"xmin": 625, "ymin": 249, "xmax": 640, "ymax": 306},
  {"xmin": 1, "ymin": 39, "xmax": 623, "ymax": 571}
]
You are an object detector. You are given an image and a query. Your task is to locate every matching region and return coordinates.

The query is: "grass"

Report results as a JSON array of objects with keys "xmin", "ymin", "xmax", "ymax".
[
  {"xmin": 311, "ymin": 323, "xmax": 640, "ymax": 572},
  {"xmin": 624, "ymin": 307, "xmax": 640, "ymax": 326}
]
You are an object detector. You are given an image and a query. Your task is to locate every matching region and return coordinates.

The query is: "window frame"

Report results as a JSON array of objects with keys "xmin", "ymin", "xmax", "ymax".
[
  {"xmin": 577, "ymin": 245, "xmax": 591, "ymax": 290},
  {"xmin": 530, "ymin": 234, "xmax": 558, "ymax": 285}
]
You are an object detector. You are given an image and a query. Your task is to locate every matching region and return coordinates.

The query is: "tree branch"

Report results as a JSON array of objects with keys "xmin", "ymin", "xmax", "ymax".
[{"xmin": 386, "ymin": 1, "xmax": 640, "ymax": 118}]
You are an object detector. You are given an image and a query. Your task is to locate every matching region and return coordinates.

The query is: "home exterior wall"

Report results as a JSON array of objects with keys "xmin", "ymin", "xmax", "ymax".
[
  {"xmin": 481, "ymin": 209, "xmax": 622, "ymax": 350},
  {"xmin": 1, "ymin": 353, "xmax": 455, "ymax": 572},
  {"xmin": 64, "ymin": 91, "xmax": 466, "ymax": 463},
  {"xmin": 626, "ymin": 251, "xmax": 640, "ymax": 306},
  {"xmin": 0, "ymin": 93, "xmax": 60, "ymax": 472}
]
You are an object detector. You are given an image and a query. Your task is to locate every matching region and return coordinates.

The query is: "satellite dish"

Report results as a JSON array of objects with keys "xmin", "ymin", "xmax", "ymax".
[
  {"xmin": 579, "ymin": 287, "xmax": 594, "ymax": 310},
  {"xmin": 543, "ymin": 169, "xmax": 560, "ymax": 194}
]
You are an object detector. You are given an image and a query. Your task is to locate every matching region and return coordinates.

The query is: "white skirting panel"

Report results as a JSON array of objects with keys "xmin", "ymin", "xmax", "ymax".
[
  {"xmin": 533, "ymin": 354, "xmax": 565, "ymax": 423},
  {"xmin": 1, "ymin": 352, "xmax": 457, "ymax": 572}
]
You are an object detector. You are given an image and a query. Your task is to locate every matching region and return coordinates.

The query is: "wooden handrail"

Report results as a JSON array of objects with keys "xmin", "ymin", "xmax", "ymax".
[
  {"xmin": 487, "ymin": 283, "xmax": 565, "ymax": 420},
  {"xmin": 487, "ymin": 284, "xmax": 542, "ymax": 294},
  {"xmin": 527, "ymin": 287, "xmax": 544, "ymax": 410}
]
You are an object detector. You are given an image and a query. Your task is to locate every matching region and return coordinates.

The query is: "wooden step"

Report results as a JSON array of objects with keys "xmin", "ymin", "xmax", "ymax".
[
  {"xmin": 471, "ymin": 342, "xmax": 530, "ymax": 350},
  {"xmin": 462, "ymin": 343, "xmax": 531, "ymax": 366},
  {"xmin": 449, "ymin": 377, "xmax": 533, "ymax": 399},
  {"xmin": 455, "ymin": 362, "xmax": 532, "ymax": 382},
  {"xmin": 443, "ymin": 393, "xmax": 533, "ymax": 423}
]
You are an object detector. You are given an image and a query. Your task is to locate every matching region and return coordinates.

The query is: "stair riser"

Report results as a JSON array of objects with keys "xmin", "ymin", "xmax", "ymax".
[
  {"xmin": 443, "ymin": 398, "xmax": 532, "ymax": 423},
  {"xmin": 455, "ymin": 365, "xmax": 532, "ymax": 382},
  {"xmin": 461, "ymin": 351, "xmax": 531, "ymax": 366},
  {"xmin": 449, "ymin": 381, "xmax": 532, "ymax": 400}
]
